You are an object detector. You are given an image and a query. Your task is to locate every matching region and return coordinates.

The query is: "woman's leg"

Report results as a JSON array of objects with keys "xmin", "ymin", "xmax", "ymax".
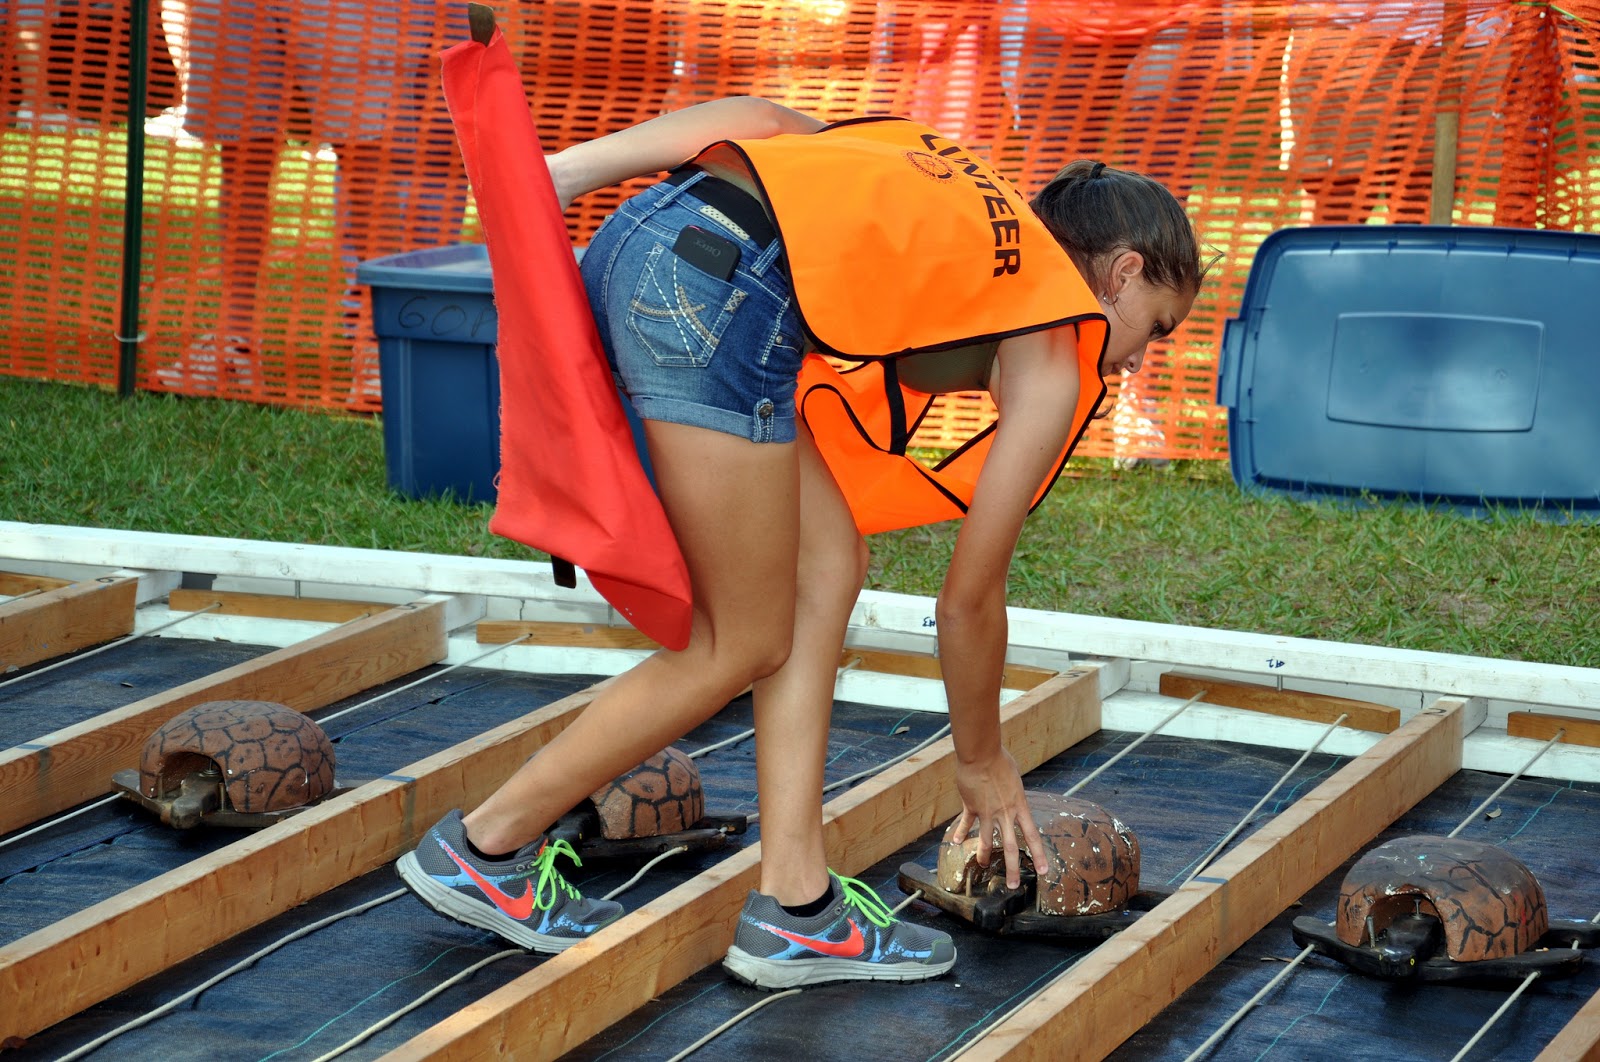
[
  {"xmin": 462, "ymin": 418, "xmax": 801, "ymax": 854},
  {"xmin": 723, "ymin": 440, "xmax": 957, "ymax": 987},
  {"xmin": 749, "ymin": 425, "xmax": 869, "ymax": 906}
]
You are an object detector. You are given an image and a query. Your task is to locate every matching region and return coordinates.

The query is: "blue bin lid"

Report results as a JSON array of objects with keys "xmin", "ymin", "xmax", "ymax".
[
  {"xmin": 356, "ymin": 244, "xmax": 493, "ymax": 293},
  {"xmin": 355, "ymin": 242, "xmax": 587, "ymax": 293},
  {"xmin": 1218, "ymin": 225, "xmax": 1600, "ymax": 517}
]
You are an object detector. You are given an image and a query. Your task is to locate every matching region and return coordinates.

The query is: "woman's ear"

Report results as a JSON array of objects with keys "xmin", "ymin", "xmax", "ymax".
[{"xmin": 1107, "ymin": 249, "xmax": 1146, "ymax": 297}]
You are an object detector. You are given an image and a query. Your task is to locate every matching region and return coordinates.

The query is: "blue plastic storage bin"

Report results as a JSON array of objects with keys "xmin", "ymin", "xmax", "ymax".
[
  {"xmin": 358, "ymin": 244, "xmax": 501, "ymax": 502},
  {"xmin": 1218, "ymin": 226, "xmax": 1600, "ymax": 518}
]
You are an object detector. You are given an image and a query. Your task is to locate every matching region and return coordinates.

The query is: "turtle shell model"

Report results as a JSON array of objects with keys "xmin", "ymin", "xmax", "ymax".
[
  {"xmin": 936, "ymin": 792, "xmax": 1141, "ymax": 916},
  {"xmin": 901, "ymin": 792, "xmax": 1170, "ymax": 939},
  {"xmin": 589, "ymin": 746, "xmax": 705, "ymax": 840},
  {"xmin": 548, "ymin": 746, "xmax": 747, "ymax": 860},
  {"xmin": 1292, "ymin": 835, "xmax": 1600, "ymax": 982},
  {"xmin": 111, "ymin": 700, "xmax": 337, "ymax": 828}
]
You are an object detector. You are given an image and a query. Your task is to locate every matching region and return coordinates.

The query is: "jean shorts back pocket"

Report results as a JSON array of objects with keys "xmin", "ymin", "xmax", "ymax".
[{"xmin": 626, "ymin": 242, "xmax": 748, "ymax": 368}]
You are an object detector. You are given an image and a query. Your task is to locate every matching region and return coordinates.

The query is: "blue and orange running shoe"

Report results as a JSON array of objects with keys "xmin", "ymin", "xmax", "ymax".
[
  {"xmin": 396, "ymin": 809, "xmax": 623, "ymax": 952},
  {"xmin": 723, "ymin": 872, "xmax": 956, "ymax": 989}
]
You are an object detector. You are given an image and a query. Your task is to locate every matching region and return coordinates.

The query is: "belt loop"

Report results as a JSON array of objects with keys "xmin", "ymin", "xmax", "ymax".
[
  {"xmin": 751, "ymin": 239, "xmax": 784, "ymax": 277},
  {"xmin": 657, "ymin": 167, "xmax": 705, "ymax": 207}
]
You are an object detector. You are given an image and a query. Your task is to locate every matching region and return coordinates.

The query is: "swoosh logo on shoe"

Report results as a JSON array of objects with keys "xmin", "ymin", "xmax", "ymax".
[
  {"xmin": 444, "ymin": 844, "xmax": 536, "ymax": 920},
  {"xmin": 759, "ymin": 917, "xmax": 866, "ymax": 958}
]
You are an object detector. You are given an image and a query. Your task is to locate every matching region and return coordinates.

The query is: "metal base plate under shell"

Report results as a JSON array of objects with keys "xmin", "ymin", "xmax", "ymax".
[
  {"xmin": 111, "ymin": 768, "xmax": 352, "ymax": 829},
  {"xmin": 1291, "ymin": 914, "xmax": 1600, "ymax": 983},
  {"xmin": 548, "ymin": 806, "xmax": 748, "ymax": 861},
  {"xmin": 898, "ymin": 861, "xmax": 1173, "ymax": 940}
]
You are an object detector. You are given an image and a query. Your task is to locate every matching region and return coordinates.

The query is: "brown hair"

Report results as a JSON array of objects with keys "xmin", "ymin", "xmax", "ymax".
[{"xmin": 1029, "ymin": 160, "xmax": 1207, "ymax": 296}]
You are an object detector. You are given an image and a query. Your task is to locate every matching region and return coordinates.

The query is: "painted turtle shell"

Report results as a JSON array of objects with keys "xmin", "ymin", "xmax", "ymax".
[
  {"xmin": 588, "ymin": 746, "xmax": 705, "ymax": 840},
  {"xmin": 137, "ymin": 700, "xmax": 336, "ymax": 814},
  {"xmin": 937, "ymin": 792, "xmax": 1141, "ymax": 916},
  {"xmin": 1336, "ymin": 835, "xmax": 1549, "ymax": 962}
]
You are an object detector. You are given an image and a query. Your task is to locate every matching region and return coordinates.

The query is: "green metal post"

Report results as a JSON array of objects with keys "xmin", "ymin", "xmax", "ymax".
[{"xmin": 117, "ymin": 0, "xmax": 152, "ymax": 396}]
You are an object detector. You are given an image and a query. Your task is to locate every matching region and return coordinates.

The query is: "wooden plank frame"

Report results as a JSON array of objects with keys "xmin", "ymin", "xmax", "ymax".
[
  {"xmin": 0, "ymin": 664, "xmax": 1099, "ymax": 1045},
  {"xmin": 0, "ymin": 574, "xmax": 140, "ymax": 672},
  {"xmin": 2, "ymin": 526, "xmax": 1596, "ymax": 1058},
  {"xmin": 0, "ymin": 683, "xmax": 602, "ymax": 1041},
  {"xmin": 379, "ymin": 667, "xmax": 1103, "ymax": 1060},
  {"xmin": 168, "ymin": 587, "xmax": 394, "ymax": 624},
  {"xmin": 957, "ymin": 699, "xmax": 1471, "ymax": 1061},
  {"xmin": 1159, "ymin": 670, "xmax": 1401, "ymax": 733},
  {"xmin": 0, "ymin": 596, "xmax": 452, "ymax": 836}
]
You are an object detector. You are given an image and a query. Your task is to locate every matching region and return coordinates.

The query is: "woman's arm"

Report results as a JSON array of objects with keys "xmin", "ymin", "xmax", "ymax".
[
  {"xmin": 936, "ymin": 324, "xmax": 1082, "ymax": 887},
  {"xmin": 547, "ymin": 96, "xmax": 824, "ymax": 208}
]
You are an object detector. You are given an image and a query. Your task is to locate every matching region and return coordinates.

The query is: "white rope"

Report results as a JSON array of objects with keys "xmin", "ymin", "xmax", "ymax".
[
  {"xmin": 1184, "ymin": 713, "xmax": 1349, "ymax": 884},
  {"xmin": 305, "ymin": 840, "xmax": 697, "ymax": 1062},
  {"xmin": 823, "ymin": 725, "xmax": 953, "ymax": 795},
  {"xmin": 52, "ymin": 889, "xmax": 407, "ymax": 1062},
  {"xmin": 1447, "ymin": 729, "xmax": 1565, "ymax": 838},
  {"xmin": 663, "ymin": 989, "xmax": 805, "ymax": 1062},
  {"xmin": 314, "ymin": 634, "xmax": 533, "ymax": 727},
  {"xmin": 688, "ymin": 728, "xmax": 755, "ymax": 760},
  {"xmin": 0, "ymin": 795, "xmax": 121, "ymax": 853},
  {"xmin": 601, "ymin": 845, "xmax": 691, "ymax": 902},
  {"xmin": 306, "ymin": 949, "xmax": 524, "ymax": 1062},
  {"xmin": 1180, "ymin": 944, "xmax": 1317, "ymax": 1062},
  {"xmin": 686, "ymin": 657, "xmax": 868, "ymax": 763},
  {"xmin": 1065, "ymin": 690, "xmax": 1207, "ymax": 797},
  {"xmin": 0, "ymin": 603, "xmax": 223, "ymax": 692},
  {"xmin": 1448, "ymin": 971, "xmax": 1541, "ymax": 1062}
]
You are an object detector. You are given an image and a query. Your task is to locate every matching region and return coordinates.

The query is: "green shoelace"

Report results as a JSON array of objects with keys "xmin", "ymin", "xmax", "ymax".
[
  {"xmin": 835, "ymin": 873, "xmax": 898, "ymax": 929},
  {"xmin": 531, "ymin": 838, "xmax": 586, "ymax": 912}
]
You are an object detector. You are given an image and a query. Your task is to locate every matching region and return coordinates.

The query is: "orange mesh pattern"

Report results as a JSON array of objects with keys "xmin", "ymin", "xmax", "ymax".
[{"xmin": 2, "ymin": 1, "xmax": 1596, "ymax": 459}]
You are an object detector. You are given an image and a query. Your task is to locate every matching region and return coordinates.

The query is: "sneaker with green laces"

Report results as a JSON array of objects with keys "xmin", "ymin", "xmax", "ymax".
[
  {"xmin": 397, "ymin": 809, "xmax": 622, "ymax": 952},
  {"xmin": 723, "ymin": 872, "xmax": 956, "ymax": 989}
]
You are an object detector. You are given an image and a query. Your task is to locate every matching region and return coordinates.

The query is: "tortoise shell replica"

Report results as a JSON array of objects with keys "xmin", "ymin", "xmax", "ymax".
[
  {"xmin": 1335, "ymin": 835, "xmax": 1547, "ymax": 962},
  {"xmin": 588, "ymin": 745, "xmax": 705, "ymax": 840},
  {"xmin": 1290, "ymin": 834, "xmax": 1600, "ymax": 982},
  {"xmin": 936, "ymin": 792, "xmax": 1141, "ymax": 916},
  {"xmin": 124, "ymin": 700, "xmax": 337, "ymax": 826}
]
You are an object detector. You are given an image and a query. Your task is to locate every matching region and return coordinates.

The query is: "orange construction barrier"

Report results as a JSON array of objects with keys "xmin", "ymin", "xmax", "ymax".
[{"xmin": 1, "ymin": 1, "xmax": 1596, "ymax": 462}]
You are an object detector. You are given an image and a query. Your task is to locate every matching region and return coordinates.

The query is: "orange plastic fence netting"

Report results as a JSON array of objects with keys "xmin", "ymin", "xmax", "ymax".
[{"xmin": 1, "ymin": 1, "xmax": 1596, "ymax": 460}]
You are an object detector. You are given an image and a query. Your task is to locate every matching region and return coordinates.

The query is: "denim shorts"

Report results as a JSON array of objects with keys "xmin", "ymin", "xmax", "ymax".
[{"xmin": 580, "ymin": 173, "xmax": 804, "ymax": 443}]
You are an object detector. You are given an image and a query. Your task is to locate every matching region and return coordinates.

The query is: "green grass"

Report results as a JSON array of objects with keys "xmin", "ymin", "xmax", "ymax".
[{"xmin": 4, "ymin": 376, "xmax": 1596, "ymax": 670}]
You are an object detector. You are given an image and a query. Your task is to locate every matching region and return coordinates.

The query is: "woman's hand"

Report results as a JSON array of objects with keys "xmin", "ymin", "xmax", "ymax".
[{"xmin": 949, "ymin": 747, "xmax": 1053, "ymax": 890}]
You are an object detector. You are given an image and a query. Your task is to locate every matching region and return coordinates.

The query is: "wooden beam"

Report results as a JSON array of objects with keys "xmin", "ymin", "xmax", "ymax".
[
  {"xmin": 0, "ymin": 597, "xmax": 450, "ymax": 836},
  {"xmin": 378, "ymin": 667, "xmax": 1103, "ymax": 1061},
  {"xmin": 840, "ymin": 647, "xmax": 1057, "ymax": 691},
  {"xmin": 1159, "ymin": 671, "xmax": 1399, "ymax": 734},
  {"xmin": 0, "ymin": 575, "xmax": 139, "ymax": 672},
  {"xmin": 1506, "ymin": 711, "xmax": 1600, "ymax": 750},
  {"xmin": 477, "ymin": 618, "xmax": 660, "ymax": 650},
  {"xmin": 478, "ymin": 621, "xmax": 1057, "ymax": 691},
  {"xmin": 0, "ymin": 681, "xmax": 604, "ymax": 1042},
  {"xmin": 0, "ymin": 571, "xmax": 71, "ymax": 595},
  {"xmin": 168, "ymin": 587, "xmax": 392, "ymax": 624},
  {"xmin": 957, "ymin": 698, "xmax": 1468, "ymax": 1062}
]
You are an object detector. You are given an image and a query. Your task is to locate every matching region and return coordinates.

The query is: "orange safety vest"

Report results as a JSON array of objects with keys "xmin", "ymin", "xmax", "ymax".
[{"xmin": 700, "ymin": 117, "xmax": 1109, "ymax": 535}]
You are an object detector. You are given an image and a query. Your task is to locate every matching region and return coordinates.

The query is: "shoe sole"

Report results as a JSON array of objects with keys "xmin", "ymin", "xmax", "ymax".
[
  {"xmin": 396, "ymin": 850, "xmax": 589, "ymax": 954},
  {"xmin": 722, "ymin": 945, "xmax": 957, "ymax": 990}
]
